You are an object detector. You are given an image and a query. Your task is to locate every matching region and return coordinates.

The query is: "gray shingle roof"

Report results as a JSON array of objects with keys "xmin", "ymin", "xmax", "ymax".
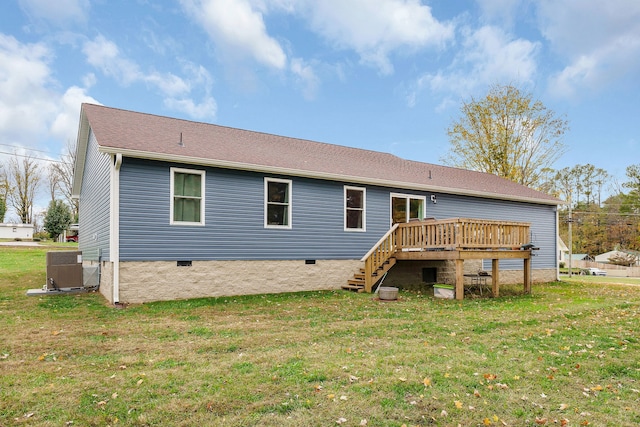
[{"xmin": 78, "ymin": 103, "xmax": 560, "ymax": 205}]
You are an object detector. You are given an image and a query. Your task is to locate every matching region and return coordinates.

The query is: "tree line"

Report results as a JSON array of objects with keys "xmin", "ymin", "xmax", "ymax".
[
  {"xmin": 0, "ymin": 142, "xmax": 78, "ymax": 241},
  {"xmin": 445, "ymin": 83, "xmax": 639, "ymax": 256},
  {"xmin": 546, "ymin": 164, "xmax": 640, "ymax": 255}
]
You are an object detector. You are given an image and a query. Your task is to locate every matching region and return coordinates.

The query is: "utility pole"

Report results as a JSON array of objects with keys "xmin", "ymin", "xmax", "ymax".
[{"xmin": 567, "ymin": 193, "xmax": 573, "ymax": 277}]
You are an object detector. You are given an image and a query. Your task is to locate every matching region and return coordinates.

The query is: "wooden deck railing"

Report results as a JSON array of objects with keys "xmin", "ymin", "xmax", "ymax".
[
  {"xmin": 360, "ymin": 218, "xmax": 531, "ymax": 291},
  {"xmin": 397, "ymin": 218, "xmax": 530, "ymax": 251}
]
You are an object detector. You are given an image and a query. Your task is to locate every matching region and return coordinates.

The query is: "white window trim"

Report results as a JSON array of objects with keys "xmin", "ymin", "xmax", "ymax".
[
  {"xmin": 264, "ymin": 177, "xmax": 292, "ymax": 229},
  {"xmin": 170, "ymin": 167, "xmax": 205, "ymax": 226},
  {"xmin": 344, "ymin": 185, "xmax": 366, "ymax": 232},
  {"xmin": 390, "ymin": 192, "xmax": 427, "ymax": 226}
]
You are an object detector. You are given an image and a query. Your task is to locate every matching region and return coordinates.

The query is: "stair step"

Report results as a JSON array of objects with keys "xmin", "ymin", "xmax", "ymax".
[
  {"xmin": 347, "ymin": 279, "xmax": 365, "ymax": 286},
  {"xmin": 341, "ymin": 284, "xmax": 365, "ymax": 292}
]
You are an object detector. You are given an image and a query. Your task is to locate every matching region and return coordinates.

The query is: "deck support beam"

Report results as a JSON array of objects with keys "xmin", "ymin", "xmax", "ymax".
[
  {"xmin": 524, "ymin": 257, "xmax": 531, "ymax": 294},
  {"xmin": 492, "ymin": 259, "xmax": 499, "ymax": 297},
  {"xmin": 455, "ymin": 259, "xmax": 464, "ymax": 300},
  {"xmin": 440, "ymin": 252, "xmax": 533, "ymax": 300}
]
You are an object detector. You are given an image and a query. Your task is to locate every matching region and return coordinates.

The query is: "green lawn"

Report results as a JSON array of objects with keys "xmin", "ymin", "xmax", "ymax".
[
  {"xmin": 1, "ymin": 246, "xmax": 639, "ymax": 426},
  {"xmin": 561, "ymin": 274, "xmax": 640, "ymax": 286}
]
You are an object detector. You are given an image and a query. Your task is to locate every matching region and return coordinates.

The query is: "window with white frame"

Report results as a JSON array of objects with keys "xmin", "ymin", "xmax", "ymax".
[
  {"xmin": 391, "ymin": 193, "xmax": 426, "ymax": 225},
  {"xmin": 171, "ymin": 168, "xmax": 205, "ymax": 225},
  {"xmin": 265, "ymin": 178, "xmax": 292, "ymax": 228},
  {"xmin": 344, "ymin": 186, "xmax": 366, "ymax": 231}
]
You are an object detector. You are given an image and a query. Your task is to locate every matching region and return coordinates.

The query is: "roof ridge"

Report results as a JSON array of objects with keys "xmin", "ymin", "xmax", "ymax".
[{"xmin": 80, "ymin": 103, "xmax": 561, "ymax": 205}]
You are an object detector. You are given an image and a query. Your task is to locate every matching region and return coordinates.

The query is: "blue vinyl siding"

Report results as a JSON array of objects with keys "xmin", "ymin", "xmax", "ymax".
[
  {"xmin": 423, "ymin": 192, "xmax": 557, "ymax": 270},
  {"xmin": 78, "ymin": 129, "xmax": 111, "ymax": 261},
  {"xmin": 118, "ymin": 158, "xmax": 557, "ymax": 269},
  {"xmin": 119, "ymin": 159, "xmax": 390, "ymax": 261}
]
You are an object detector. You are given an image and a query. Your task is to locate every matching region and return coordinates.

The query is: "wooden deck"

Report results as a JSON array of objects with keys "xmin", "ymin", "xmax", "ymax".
[{"xmin": 347, "ymin": 218, "xmax": 533, "ymax": 299}]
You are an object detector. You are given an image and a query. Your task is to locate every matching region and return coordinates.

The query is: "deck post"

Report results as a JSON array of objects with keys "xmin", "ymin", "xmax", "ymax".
[
  {"xmin": 491, "ymin": 259, "xmax": 499, "ymax": 297},
  {"xmin": 523, "ymin": 256, "xmax": 531, "ymax": 294},
  {"xmin": 455, "ymin": 259, "xmax": 464, "ymax": 300}
]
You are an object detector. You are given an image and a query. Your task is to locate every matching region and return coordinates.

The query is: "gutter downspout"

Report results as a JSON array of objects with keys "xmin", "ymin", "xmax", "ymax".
[
  {"xmin": 556, "ymin": 207, "xmax": 560, "ymax": 281},
  {"xmin": 110, "ymin": 153, "xmax": 122, "ymax": 304}
]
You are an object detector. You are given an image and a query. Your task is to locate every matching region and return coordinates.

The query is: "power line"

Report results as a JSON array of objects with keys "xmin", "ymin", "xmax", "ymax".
[
  {"xmin": 563, "ymin": 210, "xmax": 640, "ymax": 217},
  {"xmin": 0, "ymin": 143, "xmax": 67, "ymax": 159},
  {"xmin": 0, "ymin": 150, "xmax": 64, "ymax": 164}
]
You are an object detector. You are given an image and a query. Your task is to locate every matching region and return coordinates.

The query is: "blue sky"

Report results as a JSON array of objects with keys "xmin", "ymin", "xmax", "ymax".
[{"xmin": 1, "ymin": 0, "xmax": 639, "ymax": 210}]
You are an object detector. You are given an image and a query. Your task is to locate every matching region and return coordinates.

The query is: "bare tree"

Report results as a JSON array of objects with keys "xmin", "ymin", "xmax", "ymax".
[
  {"xmin": 47, "ymin": 164, "xmax": 58, "ymax": 202},
  {"xmin": 49, "ymin": 140, "xmax": 78, "ymax": 220},
  {"xmin": 0, "ymin": 164, "xmax": 8, "ymax": 222},
  {"xmin": 7, "ymin": 154, "xmax": 42, "ymax": 224}
]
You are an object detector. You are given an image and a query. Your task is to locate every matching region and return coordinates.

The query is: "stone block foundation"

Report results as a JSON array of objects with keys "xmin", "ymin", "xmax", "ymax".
[{"xmin": 106, "ymin": 259, "xmax": 361, "ymax": 304}]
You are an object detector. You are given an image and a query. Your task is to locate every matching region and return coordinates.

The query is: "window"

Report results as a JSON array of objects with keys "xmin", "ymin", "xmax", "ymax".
[
  {"xmin": 391, "ymin": 193, "xmax": 426, "ymax": 224},
  {"xmin": 265, "ymin": 178, "xmax": 292, "ymax": 228},
  {"xmin": 344, "ymin": 186, "xmax": 366, "ymax": 231},
  {"xmin": 171, "ymin": 168, "xmax": 205, "ymax": 225}
]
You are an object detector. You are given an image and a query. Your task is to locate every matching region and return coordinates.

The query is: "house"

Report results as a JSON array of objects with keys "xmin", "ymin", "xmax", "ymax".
[
  {"xmin": 0, "ymin": 223, "xmax": 34, "ymax": 240},
  {"xmin": 595, "ymin": 250, "xmax": 640, "ymax": 266},
  {"xmin": 558, "ymin": 237, "xmax": 569, "ymax": 266},
  {"xmin": 72, "ymin": 104, "xmax": 561, "ymax": 304},
  {"xmin": 571, "ymin": 254, "xmax": 594, "ymax": 262}
]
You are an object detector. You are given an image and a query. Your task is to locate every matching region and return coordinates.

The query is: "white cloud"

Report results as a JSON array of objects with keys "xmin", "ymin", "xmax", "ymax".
[
  {"xmin": 0, "ymin": 34, "xmax": 57, "ymax": 144},
  {"xmin": 0, "ymin": 33, "xmax": 96, "ymax": 180},
  {"xmin": 179, "ymin": 0, "xmax": 454, "ymax": 100},
  {"xmin": 82, "ymin": 35, "xmax": 216, "ymax": 119},
  {"xmin": 19, "ymin": 0, "xmax": 90, "ymax": 27},
  {"xmin": 180, "ymin": 0, "xmax": 287, "ymax": 70},
  {"xmin": 303, "ymin": 0, "xmax": 454, "ymax": 74},
  {"xmin": 537, "ymin": 0, "xmax": 640, "ymax": 97},
  {"xmin": 51, "ymin": 85, "xmax": 100, "ymax": 142},
  {"xmin": 290, "ymin": 57, "xmax": 319, "ymax": 100},
  {"xmin": 475, "ymin": 0, "xmax": 525, "ymax": 27},
  {"xmin": 164, "ymin": 97, "xmax": 217, "ymax": 121},
  {"xmin": 409, "ymin": 25, "xmax": 539, "ymax": 107}
]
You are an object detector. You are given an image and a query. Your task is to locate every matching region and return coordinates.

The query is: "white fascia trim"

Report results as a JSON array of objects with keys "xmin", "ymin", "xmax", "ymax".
[
  {"xmin": 556, "ymin": 208, "xmax": 560, "ymax": 281},
  {"xmin": 110, "ymin": 153, "xmax": 122, "ymax": 304},
  {"xmin": 71, "ymin": 109, "xmax": 90, "ymax": 197},
  {"xmin": 98, "ymin": 147, "xmax": 562, "ymax": 207}
]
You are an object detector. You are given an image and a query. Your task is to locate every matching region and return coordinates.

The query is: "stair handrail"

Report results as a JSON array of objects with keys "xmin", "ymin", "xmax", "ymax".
[
  {"xmin": 361, "ymin": 223, "xmax": 400, "ymax": 292},
  {"xmin": 360, "ymin": 223, "xmax": 400, "ymax": 261}
]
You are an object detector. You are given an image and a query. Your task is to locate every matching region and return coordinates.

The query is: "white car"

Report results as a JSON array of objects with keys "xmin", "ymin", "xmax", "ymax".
[{"xmin": 583, "ymin": 267, "xmax": 607, "ymax": 276}]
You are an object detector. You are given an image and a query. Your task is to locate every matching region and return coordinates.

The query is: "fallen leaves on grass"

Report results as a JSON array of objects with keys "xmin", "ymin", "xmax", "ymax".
[
  {"xmin": 14, "ymin": 413, "xmax": 35, "ymax": 422},
  {"xmin": 37, "ymin": 352, "xmax": 57, "ymax": 362}
]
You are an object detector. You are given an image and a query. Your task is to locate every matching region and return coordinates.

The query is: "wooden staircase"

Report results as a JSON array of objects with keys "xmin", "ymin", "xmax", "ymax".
[
  {"xmin": 342, "ymin": 224, "xmax": 400, "ymax": 293},
  {"xmin": 342, "ymin": 257, "xmax": 397, "ymax": 292},
  {"xmin": 342, "ymin": 218, "xmax": 533, "ymax": 295}
]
